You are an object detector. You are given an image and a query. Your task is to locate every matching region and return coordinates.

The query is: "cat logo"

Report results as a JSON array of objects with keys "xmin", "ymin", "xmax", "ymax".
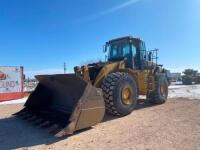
[{"xmin": 0, "ymin": 71, "xmax": 6, "ymax": 80}]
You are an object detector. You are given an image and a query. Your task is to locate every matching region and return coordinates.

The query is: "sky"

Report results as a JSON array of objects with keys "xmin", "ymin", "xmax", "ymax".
[{"xmin": 0, "ymin": 0, "xmax": 199, "ymax": 78}]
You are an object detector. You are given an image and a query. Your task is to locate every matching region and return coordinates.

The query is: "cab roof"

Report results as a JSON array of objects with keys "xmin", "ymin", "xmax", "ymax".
[{"xmin": 107, "ymin": 36, "xmax": 143, "ymax": 44}]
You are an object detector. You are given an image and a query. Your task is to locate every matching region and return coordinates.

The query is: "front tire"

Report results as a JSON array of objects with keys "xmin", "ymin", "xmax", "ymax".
[
  {"xmin": 149, "ymin": 75, "xmax": 168, "ymax": 104},
  {"xmin": 101, "ymin": 72, "xmax": 138, "ymax": 116}
]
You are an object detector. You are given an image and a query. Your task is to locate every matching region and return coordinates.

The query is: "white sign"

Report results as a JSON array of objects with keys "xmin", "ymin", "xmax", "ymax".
[{"xmin": 0, "ymin": 66, "xmax": 23, "ymax": 93}]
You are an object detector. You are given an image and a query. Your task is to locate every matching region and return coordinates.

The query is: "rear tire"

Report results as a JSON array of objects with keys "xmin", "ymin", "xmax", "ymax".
[
  {"xmin": 149, "ymin": 75, "xmax": 168, "ymax": 104},
  {"xmin": 101, "ymin": 72, "xmax": 138, "ymax": 116}
]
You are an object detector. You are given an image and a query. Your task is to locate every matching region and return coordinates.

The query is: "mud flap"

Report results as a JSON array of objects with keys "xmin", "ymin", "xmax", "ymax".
[{"xmin": 14, "ymin": 74, "xmax": 105, "ymax": 137}]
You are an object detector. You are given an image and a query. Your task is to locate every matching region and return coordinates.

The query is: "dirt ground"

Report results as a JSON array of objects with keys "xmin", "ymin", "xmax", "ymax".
[{"xmin": 0, "ymin": 98, "xmax": 200, "ymax": 150}]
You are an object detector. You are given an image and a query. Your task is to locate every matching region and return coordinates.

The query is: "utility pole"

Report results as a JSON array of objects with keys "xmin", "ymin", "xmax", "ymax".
[{"xmin": 64, "ymin": 62, "xmax": 66, "ymax": 74}]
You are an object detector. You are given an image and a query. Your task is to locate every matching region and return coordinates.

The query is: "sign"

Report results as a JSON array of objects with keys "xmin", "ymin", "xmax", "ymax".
[{"xmin": 0, "ymin": 66, "xmax": 24, "ymax": 101}]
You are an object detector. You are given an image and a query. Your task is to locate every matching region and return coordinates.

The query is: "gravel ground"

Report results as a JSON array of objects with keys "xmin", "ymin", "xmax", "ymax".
[{"xmin": 0, "ymin": 97, "xmax": 200, "ymax": 150}]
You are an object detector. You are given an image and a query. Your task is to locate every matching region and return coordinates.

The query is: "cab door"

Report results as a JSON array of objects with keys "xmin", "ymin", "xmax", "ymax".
[
  {"xmin": 139, "ymin": 42, "xmax": 147, "ymax": 69},
  {"xmin": 123, "ymin": 44, "xmax": 133, "ymax": 68},
  {"xmin": 131, "ymin": 44, "xmax": 137, "ymax": 69}
]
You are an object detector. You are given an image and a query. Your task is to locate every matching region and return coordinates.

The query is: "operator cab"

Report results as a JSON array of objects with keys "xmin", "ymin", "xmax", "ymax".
[{"xmin": 104, "ymin": 36, "xmax": 150, "ymax": 69}]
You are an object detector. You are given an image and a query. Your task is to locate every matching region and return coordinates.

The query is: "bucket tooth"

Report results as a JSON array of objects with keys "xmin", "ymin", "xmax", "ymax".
[
  {"xmin": 15, "ymin": 109, "xmax": 28, "ymax": 117},
  {"xmin": 48, "ymin": 124, "xmax": 59, "ymax": 132},
  {"xmin": 22, "ymin": 114, "xmax": 33, "ymax": 120},
  {"xmin": 55, "ymin": 129, "xmax": 69, "ymax": 137},
  {"xmin": 38, "ymin": 121, "xmax": 51, "ymax": 127},
  {"xmin": 13, "ymin": 108, "xmax": 27, "ymax": 116},
  {"xmin": 32, "ymin": 118, "xmax": 45, "ymax": 125},
  {"xmin": 18, "ymin": 113, "xmax": 31, "ymax": 119},
  {"xmin": 52, "ymin": 128, "xmax": 64, "ymax": 136},
  {"xmin": 16, "ymin": 112, "xmax": 26, "ymax": 118},
  {"xmin": 16, "ymin": 111, "xmax": 26, "ymax": 116},
  {"xmin": 26, "ymin": 116, "xmax": 37, "ymax": 122}
]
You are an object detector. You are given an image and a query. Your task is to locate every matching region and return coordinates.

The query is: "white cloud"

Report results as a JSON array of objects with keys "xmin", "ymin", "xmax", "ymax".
[{"xmin": 75, "ymin": 0, "xmax": 141, "ymax": 23}]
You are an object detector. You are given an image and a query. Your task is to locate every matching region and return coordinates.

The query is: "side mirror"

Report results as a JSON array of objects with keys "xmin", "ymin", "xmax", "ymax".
[
  {"xmin": 148, "ymin": 52, "xmax": 152, "ymax": 61},
  {"xmin": 103, "ymin": 45, "xmax": 107, "ymax": 53}
]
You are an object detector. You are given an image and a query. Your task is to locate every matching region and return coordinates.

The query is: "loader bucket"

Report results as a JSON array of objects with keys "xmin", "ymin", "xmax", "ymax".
[{"xmin": 14, "ymin": 74, "xmax": 105, "ymax": 137}]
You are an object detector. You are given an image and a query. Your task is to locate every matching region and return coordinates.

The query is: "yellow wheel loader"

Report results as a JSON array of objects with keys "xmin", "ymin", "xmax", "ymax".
[{"xmin": 14, "ymin": 36, "xmax": 169, "ymax": 137}]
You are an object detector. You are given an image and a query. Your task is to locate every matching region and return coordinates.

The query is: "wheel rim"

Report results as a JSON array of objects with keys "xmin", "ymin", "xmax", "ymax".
[
  {"xmin": 121, "ymin": 86, "xmax": 133, "ymax": 105},
  {"xmin": 160, "ymin": 83, "xmax": 166, "ymax": 97}
]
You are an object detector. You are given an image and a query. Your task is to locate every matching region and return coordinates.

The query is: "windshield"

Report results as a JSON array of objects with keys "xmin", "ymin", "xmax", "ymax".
[{"xmin": 107, "ymin": 42, "xmax": 130, "ymax": 61}]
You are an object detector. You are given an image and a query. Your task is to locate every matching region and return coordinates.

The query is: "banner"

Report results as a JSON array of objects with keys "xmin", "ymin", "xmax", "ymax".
[{"xmin": 0, "ymin": 66, "xmax": 24, "ymax": 101}]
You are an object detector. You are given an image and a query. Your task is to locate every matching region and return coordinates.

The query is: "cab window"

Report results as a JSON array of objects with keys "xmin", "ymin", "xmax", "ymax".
[
  {"xmin": 139, "ymin": 42, "xmax": 146, "ymax": 60},
  {"xmin": 131, "ymin": 45, "xmax": 136, "ymax": 57}
]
